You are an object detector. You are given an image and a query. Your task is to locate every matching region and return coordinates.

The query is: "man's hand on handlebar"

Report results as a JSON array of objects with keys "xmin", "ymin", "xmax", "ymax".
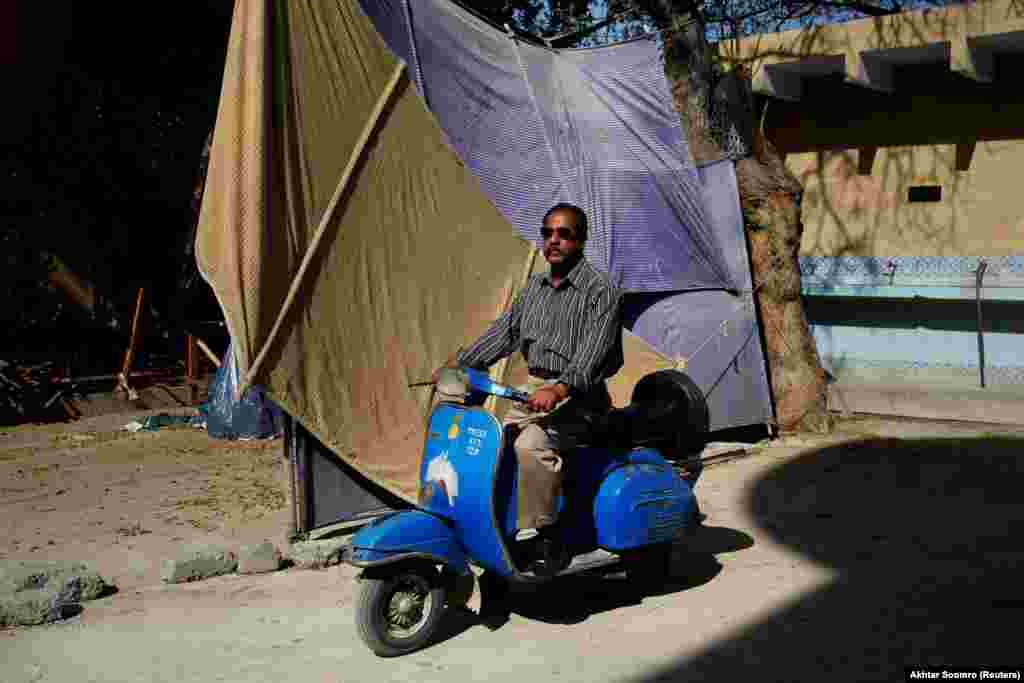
[{"xmin": 527, "ymin": 383, "xmax": 569, "ymax": 413}]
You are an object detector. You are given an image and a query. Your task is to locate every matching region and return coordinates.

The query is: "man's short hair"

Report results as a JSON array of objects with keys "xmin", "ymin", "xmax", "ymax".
[{"xmin": 543, "ymin": 203, "xmax": 588, "ymax": 243}]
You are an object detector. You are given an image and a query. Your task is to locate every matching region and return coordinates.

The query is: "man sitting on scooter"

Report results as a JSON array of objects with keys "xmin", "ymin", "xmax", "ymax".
[{"xmin": 434, "ymin": 203, "xmax": 624, "ymax": 545}]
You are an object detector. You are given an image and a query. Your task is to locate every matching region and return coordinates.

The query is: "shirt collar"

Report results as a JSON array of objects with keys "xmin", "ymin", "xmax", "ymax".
[{"xmin": 543, "ymin": 256, "xmax": 590, "ymax": 289}]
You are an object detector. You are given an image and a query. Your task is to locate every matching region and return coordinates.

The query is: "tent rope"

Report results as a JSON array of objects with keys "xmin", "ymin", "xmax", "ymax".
[{"xmin": 483, "ymin": 246, "xmax": 540, "ymax": 414}]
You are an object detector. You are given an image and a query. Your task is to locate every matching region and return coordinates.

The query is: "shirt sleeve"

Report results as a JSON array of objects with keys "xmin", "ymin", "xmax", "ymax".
[
  {"xmin": 455, "ymin": 290, "xmax": 523, "ymax": 370},
  {"xmin": 558, "ymin": 285, "xmax": 623, "ymax": 394}
]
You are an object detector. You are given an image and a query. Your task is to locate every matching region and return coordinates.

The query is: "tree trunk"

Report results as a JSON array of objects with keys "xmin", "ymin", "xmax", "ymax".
[
  {"xmin": 661, "ymin": 13, "xmax": 831, "ymax": 433},
  {"xmin": 737, "ymin": 144, "xmax": 831, "ymax": 433}
]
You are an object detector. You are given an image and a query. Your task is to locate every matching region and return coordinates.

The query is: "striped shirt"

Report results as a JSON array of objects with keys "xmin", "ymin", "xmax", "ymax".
[{"xmin": 457, "ymin": 257, "xmax": 624, "ymax": 394}]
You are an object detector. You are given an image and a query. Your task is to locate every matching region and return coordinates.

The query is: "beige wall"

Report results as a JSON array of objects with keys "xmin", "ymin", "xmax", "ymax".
[
  {"xmin": 723, "ymin": 0, "xmax": 1024, "ymax": 98},
  {"xmin": 791, "ymin": 141, "xmax": 1024, "ymax": 257},
  {"xmin": 723, "ymin": 0, "xmax": 1024, "ymax": 258}
]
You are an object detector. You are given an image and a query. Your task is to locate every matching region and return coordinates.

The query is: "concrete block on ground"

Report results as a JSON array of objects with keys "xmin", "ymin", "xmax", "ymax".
[
  {"xmin": 285, "ymin": 538, "xmax": 349, "ymax": 569},
  {"xmin": 0, "ymin": 579, "xmax": 83, "ymax": 627},
  {"xmin": 160, "ymin": 544, "xmax": 238, "ymax": 584},
  {"xmin": 0, "ymin": 559, "xmax": 108, "ymax": 601},
  {"xmin": 125, "ymin": 558, "xmax": 150, "ymax": 582},
  {"xmin": 238, "ymin": 542, "xmax": 282, "ymax": 575}
]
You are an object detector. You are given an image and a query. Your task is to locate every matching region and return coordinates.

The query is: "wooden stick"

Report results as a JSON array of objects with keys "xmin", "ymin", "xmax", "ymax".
[
  {"xmin": 121, "ymin": 288, "xmax": 145, "ymax": 376},
  {"xmin": 187, "ymin": 334, "xmax": 198, "ymax": 405},
  {"xmin": 45, "ymin": 253, "xmax": 96, "ymax": 314},
  {"xmin": 194, "ymin": 336, "xmax": 222, "ymax": 368},
  {"xmin": 243, "ymin": 62, "xmax": 407, "ymax": 394},
  {"xmin": 55, "ymin": 369, "xmax": 176, "ymax": 384},
  {"xmin": 119, "ymin": 288, "xmax": 145, "ymax": 401},
  {"xmin": 293, "ymin": 424, "xmax": 308, "ymax": 535},
  {"xmin": 283, "ymin": 417, "xmax": 299, "ymax": 542}
]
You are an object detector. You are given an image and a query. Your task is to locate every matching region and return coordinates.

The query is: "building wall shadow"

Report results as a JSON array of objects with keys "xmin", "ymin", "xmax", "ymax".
[{"xmin": 635, "ymin": 435, "xmax": 1024, "ymax": 682}]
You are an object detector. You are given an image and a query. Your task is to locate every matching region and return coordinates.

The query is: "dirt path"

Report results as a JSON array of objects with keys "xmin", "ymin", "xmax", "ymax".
[
  {"xmin": 3, "ymin": 414, "xmax": 1024, "ymax": 682},
  {"xmin": 0, "ymin": 410, "xmax": 290, "ymax": 590}
]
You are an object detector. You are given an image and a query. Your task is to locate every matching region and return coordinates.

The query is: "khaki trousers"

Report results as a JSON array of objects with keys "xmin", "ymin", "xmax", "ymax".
[{"xmin": 503, "ymin": 376, "xmax": 612, "ymax": 530}]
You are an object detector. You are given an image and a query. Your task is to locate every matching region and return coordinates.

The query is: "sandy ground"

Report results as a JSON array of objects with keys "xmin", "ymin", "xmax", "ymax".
[
  {"xmin": 0, "ymin": 409, "xmax": 291, "ymax": 590},
  {"xmin": 2, "ymin": 412, "xmax": 1024, "ymax": 682}
]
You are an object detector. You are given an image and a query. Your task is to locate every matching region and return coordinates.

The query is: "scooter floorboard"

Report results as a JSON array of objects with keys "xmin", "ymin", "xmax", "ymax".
[
  {"xmin": 558, "ymin": 548, "xmax": 620, "ymax": 576},
  {"xmin": 514, "ymin": 549, "xmax": 621, "ymax": 581}
]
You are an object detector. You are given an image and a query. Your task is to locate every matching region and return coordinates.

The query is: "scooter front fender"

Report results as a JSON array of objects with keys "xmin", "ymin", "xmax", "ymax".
[{"xmin": 347, "ymin": 510, "xmax": 470, "ymax": 576}]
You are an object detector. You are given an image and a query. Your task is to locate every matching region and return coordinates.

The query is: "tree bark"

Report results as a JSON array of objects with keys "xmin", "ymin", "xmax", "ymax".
[{"xmin": 660, "ymin": 9, "xmax": 831, "ymax": 433}]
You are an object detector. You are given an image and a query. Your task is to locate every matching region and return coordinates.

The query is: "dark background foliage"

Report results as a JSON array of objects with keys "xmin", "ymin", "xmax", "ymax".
[
  {"xmin": 1, "ymin": 0, "xmax": 948, "ymax": 370},
  {"xmin": 2, "ymin": 2, "xmax": 234, "ymax": 366}
]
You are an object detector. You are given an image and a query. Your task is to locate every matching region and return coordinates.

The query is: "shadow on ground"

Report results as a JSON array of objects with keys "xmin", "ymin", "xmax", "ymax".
[
  {"xmin": 635, "ymin": 436, "xmax": 1024, "ymax": 682},
  {"xmin": 458, "ymin": 524, "xmax": 752, "ymax": 631}
]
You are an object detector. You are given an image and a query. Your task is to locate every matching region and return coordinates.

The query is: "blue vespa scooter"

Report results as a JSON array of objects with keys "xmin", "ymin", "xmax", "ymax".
[{"xmin": 344, "ymin": 366, "xmax": 708, "ymax": 657}]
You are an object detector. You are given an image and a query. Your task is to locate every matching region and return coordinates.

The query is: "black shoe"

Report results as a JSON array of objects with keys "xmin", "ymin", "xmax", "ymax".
[
  {"xmin": 477, "ymin": 571, "xmax": 511, "ymax": 630},
  {"xmin": 691, "ymin": 499, "xmax": 706, "ymax": 526},
  {"xmin": 530, "ymin": 533, "xmax": 571, "ymax": 577}
]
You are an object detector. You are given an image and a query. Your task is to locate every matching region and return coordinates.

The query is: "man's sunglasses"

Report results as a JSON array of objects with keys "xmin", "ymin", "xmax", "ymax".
[{"xmin": 540, "ymin": 227, "xmax": 578, "ymax": 241}]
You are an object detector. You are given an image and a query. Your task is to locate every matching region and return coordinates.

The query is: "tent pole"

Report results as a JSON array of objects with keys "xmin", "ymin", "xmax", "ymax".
[
  {"xmin": 193, "ymin": 336, "xmax": 222, "ymax": 368},
  {"xmin": 282, "ymin": 416, "xmax": 298, "ymax": 542},
  {"xmin": 242, "ymin": 61, "xmax": 407, "ymax": 393},
  {"xmin": 484, "ymin": 245, "xmax": 539, "ymax": 414}
]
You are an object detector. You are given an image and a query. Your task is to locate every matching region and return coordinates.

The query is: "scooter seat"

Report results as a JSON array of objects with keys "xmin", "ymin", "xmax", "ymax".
[{"xmin": 591, "ymin": 369, "xmax": 709, "ymax": 457}]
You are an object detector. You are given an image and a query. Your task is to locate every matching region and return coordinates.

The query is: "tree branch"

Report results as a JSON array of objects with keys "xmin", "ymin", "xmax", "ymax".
[
  {"xmin": 547, "ymin": 6, "xmax": 642, "ymax": 45},
  {"xmin": 714, "ymin": 2, "xmax": 788, "ymax": 29},
  {"xmin": 820, "ymin": 0, "xmax": 900, "ymax": 16},
  {"xmin": 772, "ymin": 1, "xmax": 820, "ymax": 32}
]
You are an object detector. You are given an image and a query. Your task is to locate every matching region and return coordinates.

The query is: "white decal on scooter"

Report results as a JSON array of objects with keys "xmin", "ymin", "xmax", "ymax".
[{"xmin": 426, "ymin": 452, "xmax": 459, "ymax": 506}]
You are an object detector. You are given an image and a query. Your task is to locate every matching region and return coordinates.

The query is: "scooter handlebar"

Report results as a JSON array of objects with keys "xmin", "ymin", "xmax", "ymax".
[
  {"xmin": 490, "ymin": 383, "xmax": 531, "ymax": 403},
  {"xmin": 435, "ymin": 366, "xmax": 530, "ymax": 403},
  {"xmin": 461, "ymin": 367, "xmax": 531, "ymax": 403}
]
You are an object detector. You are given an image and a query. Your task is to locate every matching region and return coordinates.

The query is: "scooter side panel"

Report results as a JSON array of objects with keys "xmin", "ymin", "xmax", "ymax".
[
  {"xmin": 349, "ymin": 510, "xmax": 469, "ymax": 574},
  {"xmin": 421, "ymin": 403, "xmax": 517, "ymax": 577},
  {"xmin": 504, "ymin": 445, "xmax": 644, "ymax": 555},
  {"xmin": 594, "ymin": 448, "xmax": 695, "ymax": 550}
]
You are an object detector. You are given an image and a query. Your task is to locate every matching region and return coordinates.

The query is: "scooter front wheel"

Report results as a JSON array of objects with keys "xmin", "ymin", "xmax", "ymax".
[{"xmin": 354, "ymin": 563, "xmax": 447, "ymax": 657}]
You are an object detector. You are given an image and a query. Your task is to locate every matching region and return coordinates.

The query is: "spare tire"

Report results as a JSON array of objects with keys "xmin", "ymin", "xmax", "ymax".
[{"xmin": 629, "ymin": 369, "xmax": 709, "ymax": 460}]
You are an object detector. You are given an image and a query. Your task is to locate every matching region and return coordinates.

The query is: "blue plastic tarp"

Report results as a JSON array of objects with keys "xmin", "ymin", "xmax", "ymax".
[
  {"xmin": 357, "ymin": 0, "xmax": 773, "ymax": 430},
  {"xmin": 359, "ymin": 0, "xmax": 736, "ymax": 294},
  {"xmin": 204, "ymin": 343, "xmax": 284, "ymax": 440}
]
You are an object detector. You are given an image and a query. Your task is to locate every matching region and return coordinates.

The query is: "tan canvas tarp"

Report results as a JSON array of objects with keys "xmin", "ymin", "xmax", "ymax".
[{"xmin": 197, "ymin": 0, "xmax": 677, "ymax": 501}]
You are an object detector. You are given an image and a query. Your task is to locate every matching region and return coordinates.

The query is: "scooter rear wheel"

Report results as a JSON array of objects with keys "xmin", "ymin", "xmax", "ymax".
[{"xmin": 355, "ymin": 563, "xmax": 447, "ymax": 657}]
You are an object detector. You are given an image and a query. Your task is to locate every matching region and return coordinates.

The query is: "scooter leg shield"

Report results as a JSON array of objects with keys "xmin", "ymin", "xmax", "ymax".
[{"xmin": 347, "ymin": 510, "xmax": 469, "ymax": 575}]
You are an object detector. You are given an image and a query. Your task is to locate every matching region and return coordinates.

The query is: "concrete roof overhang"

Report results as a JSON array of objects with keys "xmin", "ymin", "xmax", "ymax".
[
  {"xmin": 750, "ymin": 32, "xmax": 1024, "ymax": 101},
  {"xmin": 723, "ymin": 0, "xmax": 1024, "ymax": 155}
]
